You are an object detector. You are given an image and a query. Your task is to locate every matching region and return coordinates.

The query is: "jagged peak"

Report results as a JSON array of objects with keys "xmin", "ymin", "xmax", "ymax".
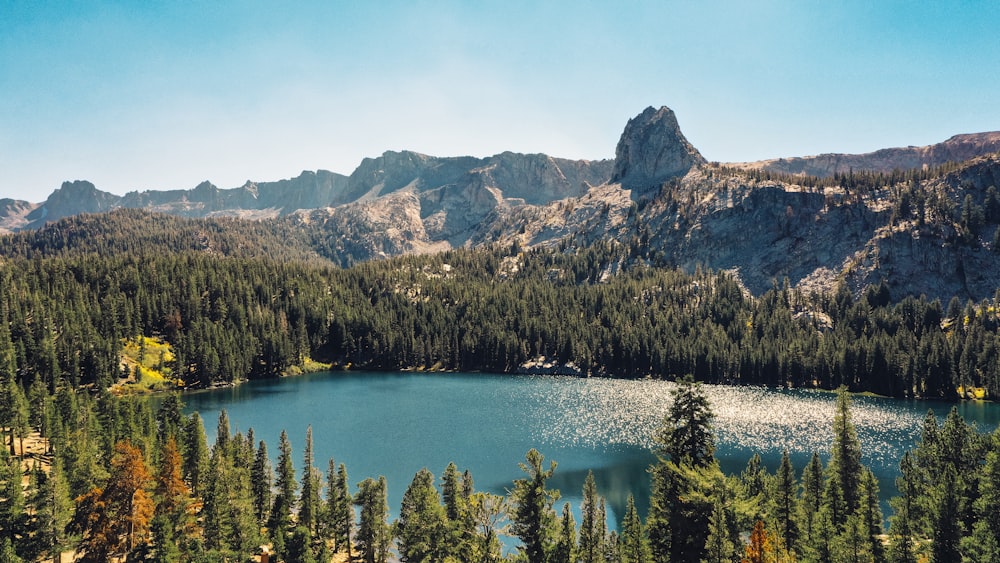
[{"xmin": 611, "ymin": 105, "xmax": 705, "ymax": 189}]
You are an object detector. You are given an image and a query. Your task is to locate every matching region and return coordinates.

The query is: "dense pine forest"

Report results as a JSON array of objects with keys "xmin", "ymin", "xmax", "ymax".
[
  {"xmin": 2, "ymin": 377, "xmax": 998, "ymax": 562},
  {"xmin": 1, "ymin": 223, "xmax": 999, "ymax": 397},
  {"xmin": 1, "ymin": 207, "xmax": 1000, "ymax": 561}
]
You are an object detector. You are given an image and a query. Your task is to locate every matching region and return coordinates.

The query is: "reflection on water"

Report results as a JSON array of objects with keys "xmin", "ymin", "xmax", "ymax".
[{"xmin": 179, "ymin": 372, "xmax": 1000, "ymax": 528}]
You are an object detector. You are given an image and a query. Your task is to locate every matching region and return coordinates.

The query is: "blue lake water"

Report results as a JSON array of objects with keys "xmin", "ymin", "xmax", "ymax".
[{"xmin": 180, "ymin": 371, "xmax": 1000, "ymax": 527}]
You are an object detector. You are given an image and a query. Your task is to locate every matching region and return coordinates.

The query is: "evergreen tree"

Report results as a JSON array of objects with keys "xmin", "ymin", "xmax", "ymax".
[
  {"xmin": 0, "ymin": 448, "xmax": 24, "ymax": 545},
  {"xmin": 395, "ymin": 467, "xmax": 447, "ymax": 563},
  {"xmin": 619, "ymin": 495, "xmax": 650, "ymax": 563},
  {"xmin": 966, "ymin": 428, "xmax": 1000, "ymax": 562},
  {"xmin": 578, "ymin": 470, "xmax": 606, "ymax": 563},
  {"xmin": 442, "ymin": 461, "xmax": 462, "ymax": 522},
  {"xmin": 829, "ymin": 387, "xmax": 863, "ymax": 516},
  {"xmin": 287, "ymin": 526, "xmax": 318, "ymax": 563},
  {"xmin": 251, "ymin": 439, "xmax": 272, "ymax": 528},
  {"xmin": 702, "ymin": 492, "xmax": 737, "ymax": 563},
  {"xmin": 299, "ymin": 426, "xmax": 322, "ymax": 535},
  {"xmin": 773, "ymin": 449, "xmax": 798, "ymax": 554},
  {"xmin": 931, "ymin": 466, "xmax": 962, "ymax": 563},
  {"xmin": 270, "ymin": 429, "xmax": 297, "ymax": 545},
  {"xmin": 552, "ymin": 502, "xmax": 577, "ymax": 563},
  {"xmin": 858, "ymin": 468, "xmax": 884, "ymax": 562},
  {"xmin": 327, "ymin": 461, "xmax": 353, "ymax": 557},
  {"xmin": 71, "ymin": 440, "xmax": 155, "ymax": 561},
  {"xmin": 182, "ymin": 413, "xmax": 209, "ymax": 496},
  {"xmin": 656, "ymin": 375, "xmax": 715, "ymax": 467},
  {"xmin": 355, "ymin": 476, "xmax": 391, "ymax": 563},
  {"xmin": 510, "ymin": 448, "xmax": 560, "ymax": 563},
  {"xmin": 888, "ymin": 453, "xmax": 917, "ymax": 563}
]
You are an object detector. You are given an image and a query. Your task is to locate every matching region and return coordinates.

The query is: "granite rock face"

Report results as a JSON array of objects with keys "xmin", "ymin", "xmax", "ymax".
[{"xmin": 611, "ymin": 106, "xmax": 706, "ymax": 189}]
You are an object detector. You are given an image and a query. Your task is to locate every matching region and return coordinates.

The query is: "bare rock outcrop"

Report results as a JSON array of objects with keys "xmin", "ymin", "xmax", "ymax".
[{"xmin": 611, "ymin": 106, "xmax": 706, "ymax": 189}]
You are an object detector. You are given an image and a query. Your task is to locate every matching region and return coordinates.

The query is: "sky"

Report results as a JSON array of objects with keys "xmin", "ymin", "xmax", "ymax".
[{"xmin": 2, "ymin": 1, "xmax": 999, "ymax": 202}]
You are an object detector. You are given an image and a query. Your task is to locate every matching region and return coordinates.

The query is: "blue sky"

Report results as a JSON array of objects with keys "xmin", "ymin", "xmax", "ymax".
[{"xmin": 2, "ymin": 1, "xmax": 999, "ymax": 201}]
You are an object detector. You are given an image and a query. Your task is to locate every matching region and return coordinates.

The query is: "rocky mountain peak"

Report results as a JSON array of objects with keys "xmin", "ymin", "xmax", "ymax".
[{"xmin": 611, "ymin": 106, "xmax": 705, "ymax": 189}]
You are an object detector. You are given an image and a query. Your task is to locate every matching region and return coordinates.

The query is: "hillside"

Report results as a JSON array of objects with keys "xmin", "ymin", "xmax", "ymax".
[{"xmin": 2, "ymin": 106, "xmax": 999, "ymax": 301}]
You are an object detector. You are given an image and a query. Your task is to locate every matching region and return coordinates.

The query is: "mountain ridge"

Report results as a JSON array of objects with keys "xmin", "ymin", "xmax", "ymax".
[{"xmin": 3, "ymin": 107, "xmax": 999, "ymax": 302}]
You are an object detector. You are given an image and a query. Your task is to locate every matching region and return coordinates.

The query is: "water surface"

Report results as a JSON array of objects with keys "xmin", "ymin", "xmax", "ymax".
[{"xmin": 181, "ymin": 371, "xmax": 1000, "ymax": 526}]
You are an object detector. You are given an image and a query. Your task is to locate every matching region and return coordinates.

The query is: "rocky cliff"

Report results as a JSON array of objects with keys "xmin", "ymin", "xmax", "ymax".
[{"xmin": 3, "ymin": 106, "xmax": 1000, "ymax": 302}]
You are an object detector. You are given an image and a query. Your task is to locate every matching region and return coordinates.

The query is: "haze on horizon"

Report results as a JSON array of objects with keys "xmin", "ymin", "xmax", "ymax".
[{"xmin": 2, "ymin": 1, "xmax": 999, "ymax": 202}]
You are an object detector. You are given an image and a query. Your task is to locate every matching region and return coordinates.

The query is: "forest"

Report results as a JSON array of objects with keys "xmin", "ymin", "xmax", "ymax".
[
  {"xmin": 1, "ymin": 234, "xmax": 999, "ymax": 399},
  {"xmin": 0, "ymin": 197, "xmax": 999, "ymax": 561},
  {"xmin": 1, "ymin": 377, "xmax": 997, "ymax": 562}
]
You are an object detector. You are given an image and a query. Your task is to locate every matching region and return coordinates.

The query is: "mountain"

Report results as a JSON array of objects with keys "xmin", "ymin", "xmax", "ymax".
[
  {"xmin": 3, "ymin": 106, "xmax": 999, "ymax": 302},
  {"xmin": 738, "ymin": 131, "xmax": 1000, "ymax": 177}
]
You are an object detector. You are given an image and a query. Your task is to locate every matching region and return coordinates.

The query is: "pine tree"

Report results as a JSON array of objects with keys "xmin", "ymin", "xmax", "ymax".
[
  {"xmin": 702, "ymin": 492, "xmax": 737, "ymax": 563},
  {"xmin": 270, "ymin": 429, "xmax": 297, "ymax": 545},
  {"xmin": 299, "ymin": 426, "xmax": 322, "ymax": 535},
  {"xmin": 773, "ymin": 449, "xmax": 798, "ymax": 553},
  {"xmin": 327, "ymin": 461, "xmax": 353, "ymax": 557},
  {"xmin": 251, "ymin": 439, "xmax": 272, "ymax": 527},
  {"xmin": 966, "ymin": 428, "xmax": 1000, "ymax": 562},
  {"xmin": 858, "ymin": 468, "xmax": 884, "ymax": 562},
  {"xmin": 931, "ymin": 466, "xmax": 962, "ymax": 563},
  {"xmin": 888, "ymin": 453, "xmax": 917, "ymax": 563},
  {"xmin": 395, "ymin": 467, "xmax": 447, "ymax": 563},
  {"xmin": 510, "ymin": 449, "xmax": 560, "ymax": 563},
  {"xmin": 552, "ymin": 503, "xmax": 576, "ymax": 563},
  {"xmin": 619, "ymin": 495, "xmax": 650, "ymax": 563},
  {"xmin": 578, "ymin": 470, "xmax": 605, "ymax": 563},
  {"xmin": 656, "ymin": 375, "xmax": 715, "ymax": 467},
  {"xmin": 355, "ymin": 476, "xmax": 390, "ymax": 563},
  {"xmin": 71, "ymin": 440, "xmax": 155, "ymax": 561},
  {"xmin": 829, "ymin": 387, "xmax": 863, "ymax": 516},
  {"xmin": 153, "ymin": 436, "xmax": 199, "ymax": 555},
  {"xmin": 442, "ymin": 461, "xmax": 461, "ymax": 522},
  {"xmin": 182, "ymin": 413, "xmax": 209, "ymax": 496},
  {"xmin": 0, "ymin": 447, "xmax": 25, "ymax": 545}
]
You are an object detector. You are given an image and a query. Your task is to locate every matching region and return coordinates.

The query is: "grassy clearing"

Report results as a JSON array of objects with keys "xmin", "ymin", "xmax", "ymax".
[{"xmin": 113, "ymin": 335, "xmax": 182, "ymax": 394}]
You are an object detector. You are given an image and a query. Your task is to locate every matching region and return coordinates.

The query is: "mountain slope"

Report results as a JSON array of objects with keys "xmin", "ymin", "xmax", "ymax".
[{"xmin": 738, "ymin": 131, "xmax": 1000, "ymax": 177}]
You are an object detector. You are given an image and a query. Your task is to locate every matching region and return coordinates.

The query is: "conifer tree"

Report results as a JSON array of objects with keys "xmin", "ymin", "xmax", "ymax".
[
  {"xmin": 270, "ymin": 429, "xmax": 297, "ymax": 545},
  {"xmin": 0, "ymin": 447, "xmax": 24, "ymax": 545},
  {"xmin": 829, "ymin": 387, "xmax": 863, "ymax": 517},
  {"xmin": 773, "ymin": 450, "xmax": 798, "ymax": 553},
  {"xmin": 888, "ymin": 453, "xmax": 918, "ymax": 563},
  {"xmin": 702, "ymin": 492, "xmax": 737, "ymax": 563},
  {"xmin": 578, "ymin": 470, "xmax": 605, "ymax": 563},
  {"xmin": 510, "ymin": 449, "xmax": 560, "ymax": 563},
  {"xmin": 72, "ymin": 440, "xmax": 155, "ymax": 561},
  {"xmin": 552, "ymin": 503, "xmax": 577, "ymax": 563},
  {"xmin": 619, "ymin": 495, "xmax": 650, "ymax": 563},
  {"xmin": 299, "ymin": 426, "xmax": 322, "ymax": 535},
  {"xmin": 656, "ymin": 375, "xmax": 715, "ymax": 467},
  {"xmin": 396, "ymin": 467, "xmax": 447, "ymax": 563},
  {"xmin": 355, "ymin": 476, "xmax": 391, "ymax": 563},
  {"xmin": 182, "ymin": 413, "xmax": 209, "ymax": 496},
  {"xmin": 251, "ymin": 439, "xmax": 272, "ymax": 528},
  {"xmin": 326, "ymin": 461, "xmax": 353, "ymax": 556}
]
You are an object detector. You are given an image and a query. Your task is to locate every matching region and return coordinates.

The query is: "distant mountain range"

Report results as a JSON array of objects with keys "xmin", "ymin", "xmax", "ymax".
[{"xmin": 3, "ymin": 107, "xmax": 999, "ymax": 301}]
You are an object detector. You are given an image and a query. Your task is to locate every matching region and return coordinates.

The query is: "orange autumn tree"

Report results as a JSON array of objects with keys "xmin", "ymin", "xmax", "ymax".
[
  {"xmin": 743, "ymin": 520, "xmax": 797, "ymax": 563},
  {"xmin": 71, "ymin": 440, "xmax": 155, "ymax": 562},
  {"xmin": 154, "ymin": 436, "xmax": 201, "ymax": 540}
]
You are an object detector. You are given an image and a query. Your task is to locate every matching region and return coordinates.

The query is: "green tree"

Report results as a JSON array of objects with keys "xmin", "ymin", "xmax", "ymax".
[
  {"xmin": 299, "ymin": 426, "xmax": 322, "ymax": 535},
  {"xmin": 656, "ymin": 375, "xmax": 716, "ymax": 467},
  {"xmin": 773, "ymin": 449, "xmax": 798, "ymax": 553},
  {"xmin": 552, "ymin": 502, "xmax": 577, "ymax": 563},
  {"xmin": 326, "ymin": 461, "xmax": 353, "ymax": 557},
  {"xmin": 931, "ymin": 466, "xmax": 962, "ymax": 563},
  {"xmin": 888, "ymin": 453, "xmax": 918, "ymax": 563},
  {"xmin": 578, "ymin": 470, "xmax": 606, "ymax": 563},
  {"xmin": 395, "ymin": 468, "xmax": 448, "ymax": 563},
  {"xmin": 251, "ymin": 439, "xmax": 272, "ymax": 527},
  {"xmin": 355, "ymin": 476, "xmax": 391, "ymax": 563},
  {"xmin": 270, "ymin": 429, "xmax": 297, "ymax": 547},
  {"xmin": 702, "ymin": 491, "xmax": 737, "ymax": 563},
  {"xmin": 829, "ymin": 387, "xmax": 863, "ymax": 518},
  {"xmin": 287, "ymin": 526, "xmax": 318, "ymax": 563},
  {"xmin": 619, "ymin": 495, "xmax": 651, "ymax": 563},
  {"xmin": 510, "ymin": 448, "xmax": 560, "ymax": 563}
]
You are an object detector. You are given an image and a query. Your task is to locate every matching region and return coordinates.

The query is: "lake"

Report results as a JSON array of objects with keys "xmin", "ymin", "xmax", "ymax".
[{"xmin": 180, "ymin": 371, "xmax": 1000, "ymax": 527}]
